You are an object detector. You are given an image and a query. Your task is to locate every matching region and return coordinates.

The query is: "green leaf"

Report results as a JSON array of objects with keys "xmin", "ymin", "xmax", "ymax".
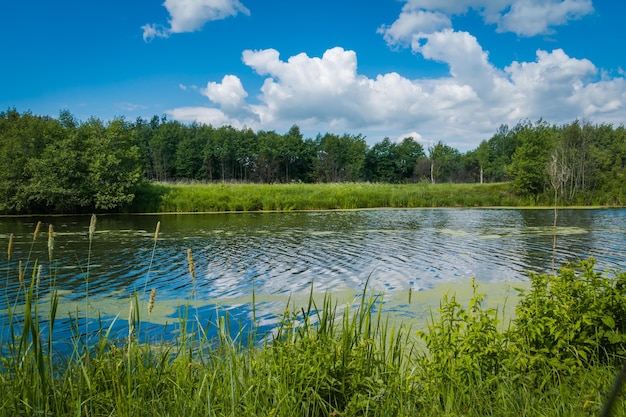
[{"xmin": 601, "ymin": 315, "xmax": 616, "ymax": 329}]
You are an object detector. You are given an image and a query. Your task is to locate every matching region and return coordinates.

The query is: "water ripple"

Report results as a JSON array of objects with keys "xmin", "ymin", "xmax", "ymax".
[{"xmin": 1, "ymin": 209, "xmax": 625, "ymax": 348}]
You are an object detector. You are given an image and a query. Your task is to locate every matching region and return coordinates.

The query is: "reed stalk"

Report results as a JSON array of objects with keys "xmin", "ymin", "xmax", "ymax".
[
  {"xmin": 5, "ymin": 233, "xmax": 13, "ymax": 298},
  {"xmin": 142, "ymin": 221, "xmax": 160, "ymax": 301},
  {"xmin": 84, "ymin": 214, "xmax": 97, "ymax": 351}
]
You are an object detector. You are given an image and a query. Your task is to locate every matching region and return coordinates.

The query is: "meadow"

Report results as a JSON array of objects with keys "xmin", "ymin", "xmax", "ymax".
[
  {"xmin": 133, "ymin": 182, "xmax": 529, "ymax": 213},
  {"xmin": 1, "ymin": 219, "xmax": 625, "ymax": 416}
]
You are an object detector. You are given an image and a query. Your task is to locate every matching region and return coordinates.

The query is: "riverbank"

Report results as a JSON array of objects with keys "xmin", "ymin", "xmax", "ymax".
[
  {"xmin": 132, "ymin": 182, "xmax": 520, "ymax": 213},
  {"xmin": 131, "ymin": 181, "xmax": 623, "ymax": 214}
]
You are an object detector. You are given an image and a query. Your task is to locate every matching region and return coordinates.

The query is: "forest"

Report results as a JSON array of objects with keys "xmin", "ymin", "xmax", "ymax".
[{"xmin": 0, "ymin": 108, "xmax": 624, "ymax": 213}]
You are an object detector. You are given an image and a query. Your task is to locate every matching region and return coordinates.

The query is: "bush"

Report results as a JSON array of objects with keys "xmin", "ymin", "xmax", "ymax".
[
  {"xmin": 417, "ymin": 278, "xmax": 506, "ymax": 383},
  {"xmin": 509, "ymin": 259, "xmax": 626, "ymax": 372}
]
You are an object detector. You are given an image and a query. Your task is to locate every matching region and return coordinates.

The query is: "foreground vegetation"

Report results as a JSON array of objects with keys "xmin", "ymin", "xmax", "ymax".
[
  {"xmin": 1, "ymin": 108, "xmax": 625, "ymax": 214},
  {"xmin": 1, "ymin": 220, "xmax": 626, "ymax": 416}
]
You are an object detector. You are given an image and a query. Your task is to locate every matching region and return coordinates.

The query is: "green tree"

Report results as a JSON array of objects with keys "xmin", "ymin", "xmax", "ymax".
[
  {"xmin": 395, "ymin": 137, "xmax": 425, "ymax": 182},
  {"xmin": 508, "ymin": 120, "xmax": 556, "ymax": 196},
  {"xmin": 149, "ymin": 118, "xmax": 182, "ymax": 181},
  {"xmin": 133, "ymin": 116, "xmax": 158, "ymax": 180},
  {"xmin": 212, "ymin": 125, "xmax": 239, "ymax": 182},
  {"xmin": 85, "ymin": 117, "xmax": 143, "ymax": 210},
  {"xmin": 485, "ymin": 124, "xmax": 519, "ymax": 182},
  {"xmin": 235, "ymin": 128, "xmax": 258, "ymax": 181},
  {"xmin": 282, "ymin": 125, "xmax": 306, "ymax": 182},
  {"xmin": 255, "ymin": 130, "xmax": 282, "ymax": 183},
  {"xmin": 175, "ymin": 122, "xmax": 206, "ymax": 180},
  {"xmin": 365, "ymin": 138, "xmax": 397, "ymax": 182},
  {"xmin": 315, "ymin": 133, "xmax": 366, "ymax": 182},
  {"xmin": 14, "ymin": 113, "xmax": 142, "ymax": 213},
  {"xmin": 22, "ymin": 119, "xmax": 88, "ymax": 212},
  {"xmin": 428, "ymin": 141, "xmax": 461, "ymax": 183},
  {"xmin": 589, "ymin": 124, "xmax": 626, "ymax": 204},
  {"xmin": 0, "ymin": 109, "xmax": 67, "ymax": 213}
]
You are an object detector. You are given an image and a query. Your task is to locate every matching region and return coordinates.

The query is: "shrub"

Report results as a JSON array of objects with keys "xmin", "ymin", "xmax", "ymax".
[
  {"xmin": 417, "ymin": 278, "xmax": 506, "ymax": 385},
  {"xmin": 509, "ymin": 259, "xmax": 626, "ymax": 373}
]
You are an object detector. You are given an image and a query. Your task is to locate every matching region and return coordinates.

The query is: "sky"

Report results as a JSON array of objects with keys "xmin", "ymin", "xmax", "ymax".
[{"xmin": 1, "ymin": 0, "xmax": 625, "ymax": 151}]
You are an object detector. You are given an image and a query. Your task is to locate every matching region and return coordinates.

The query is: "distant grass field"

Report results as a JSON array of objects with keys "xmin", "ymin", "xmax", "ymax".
[{"xmin": 132, "ymin": 182, "xmax": 527, "ymax": 213}]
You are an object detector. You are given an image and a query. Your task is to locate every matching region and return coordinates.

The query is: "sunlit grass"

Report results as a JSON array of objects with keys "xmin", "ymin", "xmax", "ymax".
[{"xmin": 135, "ymin": 182, "xmax": 521, "ymax": 213}]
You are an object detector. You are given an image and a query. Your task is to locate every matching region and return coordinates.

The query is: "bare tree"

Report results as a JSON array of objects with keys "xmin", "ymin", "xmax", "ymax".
[{"xmin": 547, "ymin": 150, "xmax": 570, "ymax": 275}]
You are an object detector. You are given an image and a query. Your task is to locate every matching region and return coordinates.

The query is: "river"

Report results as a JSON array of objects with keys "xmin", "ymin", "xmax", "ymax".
[{"xmin": 1, "ymin": 208, "xmax": 625, "ymax": 348}]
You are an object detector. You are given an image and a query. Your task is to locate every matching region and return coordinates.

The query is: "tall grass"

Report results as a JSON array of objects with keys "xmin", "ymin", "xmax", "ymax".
[
  {"xmin": 135, "ymin": 182, "xmax": 522, "ymax": 213},
  {"xmin": 1, "ymin": 220, "xmax": 625, "ymax": 416}
]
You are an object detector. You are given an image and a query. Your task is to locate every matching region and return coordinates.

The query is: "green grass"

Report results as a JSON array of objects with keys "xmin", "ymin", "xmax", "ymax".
[
  {"xmin": 1, "ymin": 221, "xmax": 626, "ymax": 416},
  {"xmin": 133, "ymin": 182, "xmax": 522, "ymax": 213}
]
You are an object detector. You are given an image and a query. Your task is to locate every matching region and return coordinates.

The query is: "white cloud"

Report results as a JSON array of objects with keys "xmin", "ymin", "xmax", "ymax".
[
  {"xmin": 377, "ymin": 10, "xmax": 451, "ymax": 47},
  {"xmin": 167, "ymin": 106, "xmax": 232, "ymax": 127},
  {"xmin": 396, "ymin": 131, "xmax": 427, "ymax": 145},
  {"xmin": 201, "ymin": 75, "xmax": 248, "ymax": 109},
  {"xmin": 496, "ymin": 0, "xmax": 595, "ymax": 36},
  {"xmin": 397, "ymin": 0, "xmax": 500, "ymax": 16},
  {"xmin": 380, "ymin": 0, "xmax": 594, "ymax": 38},
  {"xmin": 167, "ymin": 43, "xmax": 626, "ymax": 151},
  {"xmin": 504, "ymin": 48, "xmax": 599, "ymax": 119},
  {"xmin": 142, "ymin": 0, "xmax": 250, "ymax": 41},
  {"xmin": 141, "ymin": 23, "xmax": 169, "ymax": 42},
  {"xmin": 240, "ymin": 47, "xmax": 365, "ymax": 126},
  {"xmin": 179, "ymin": 83, "xmax": 199, "ymax": 91},
  {"xmin": 165, "ymin": 0, "xmax": 250, "ymax": 33},
  {"xmin": 412, "ymin": 29, "xmax": 503, "ymax": 99}
]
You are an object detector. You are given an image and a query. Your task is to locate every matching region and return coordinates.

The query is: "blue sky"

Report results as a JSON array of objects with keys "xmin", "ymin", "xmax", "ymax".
[{"xmin": 2, "ymin": 0, "xmax": 625, "ymax": 150}]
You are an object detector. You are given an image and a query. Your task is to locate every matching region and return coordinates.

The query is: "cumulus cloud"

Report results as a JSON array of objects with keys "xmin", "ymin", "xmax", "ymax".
[
  {"xmin": 495, "ymin": 0, "xmax": 594, "ymax": 36},
  {"xmin": 377, "ymin": 10, "xmax": 451, "ymax": 46},
  {"xmin": 167, "ymin": 43, "xmax": 626, "ymax": 150},
  {"xmin": 142, "ymin": 0, "xmax": 250, "ymax": 42},
  {"xmin": 396, "ymin": 131, "xmax": 427, "ymax": 146},
  {"xmin": 201, "ymin": 75, "xmax": 248, "ymax": 110},
  {"xmin": 379, "ymin": 0, "xmax": 594, "ymax": 39}
]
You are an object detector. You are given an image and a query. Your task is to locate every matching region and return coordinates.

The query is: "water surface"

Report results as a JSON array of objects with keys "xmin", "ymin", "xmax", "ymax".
[{"xmin": 1, "ymin": 208, "xmax": 624, "ymax": 347}]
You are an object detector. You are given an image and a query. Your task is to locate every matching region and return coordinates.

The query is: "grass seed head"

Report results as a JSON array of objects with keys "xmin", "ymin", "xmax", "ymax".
[
  {"xmin": 33, "ymin": 221, "xmax": 42, "ymax": 241},
  {"xmin": 148, "ymin": 288, "xmax": 156, "ymax": 314},
  {"xmin": 7, "ymin": 233, "xmax": 13, "ymax": 262},
  {"xmin": 154, "ymin": 221, "xmax": 161, "ymax": 242},
  {"xmin": 88, "ymin": 214, "xmax": 97, "ymax": 242},
  {"xmin": 187, "ymin": 248, "xmax": 195, "ymax": 282},
  {"xmin": 36, "ymin": 264, "xmax": 42, "ymax": 289},
  {"xmin": 48, "ymin": 224, "xmax": 54, "ymax": 261}
]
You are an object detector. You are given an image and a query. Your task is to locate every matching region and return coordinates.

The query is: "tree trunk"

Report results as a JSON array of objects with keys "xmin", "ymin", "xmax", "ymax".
[{"xmin": 430, "ymin": 161, "xmax": 434, "ymax": 184}]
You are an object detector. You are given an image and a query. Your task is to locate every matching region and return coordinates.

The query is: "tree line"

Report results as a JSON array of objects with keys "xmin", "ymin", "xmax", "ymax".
[{"xmin": 0, "ymin": 108, "xmax": 624, "ymax": 213}]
